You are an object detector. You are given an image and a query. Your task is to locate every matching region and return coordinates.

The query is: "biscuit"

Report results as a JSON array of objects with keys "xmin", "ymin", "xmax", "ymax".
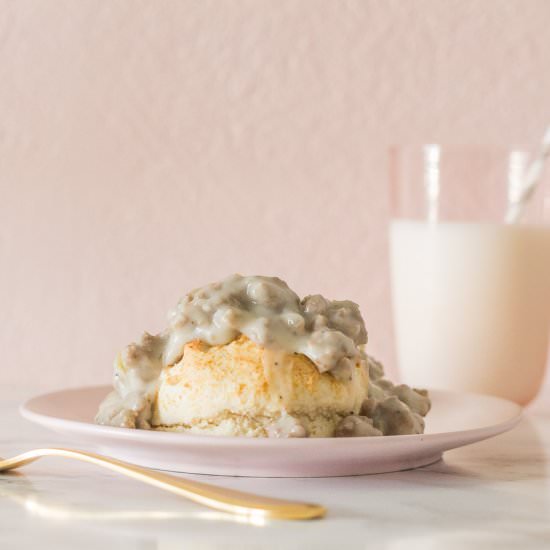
[{"xmin": 152, "ymin": 335, "xmax": 369, "ymax": 437}]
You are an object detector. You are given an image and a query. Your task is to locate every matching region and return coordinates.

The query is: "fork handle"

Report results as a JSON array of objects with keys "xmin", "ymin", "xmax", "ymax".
[{"xmin": 0, "ymin": 447, "xmax": 325, "ymax": 520}]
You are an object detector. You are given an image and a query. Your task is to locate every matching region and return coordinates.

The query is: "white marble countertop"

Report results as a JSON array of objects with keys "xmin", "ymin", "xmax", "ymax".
[{"xmin": 1, "ymin": 393, "xmax": 550, "ymax": 549}]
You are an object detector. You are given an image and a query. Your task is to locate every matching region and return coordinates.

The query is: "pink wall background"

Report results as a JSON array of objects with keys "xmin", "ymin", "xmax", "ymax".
[{"xmin": 2, "ymin": 1, "xmax": 550, "ymax": 397}]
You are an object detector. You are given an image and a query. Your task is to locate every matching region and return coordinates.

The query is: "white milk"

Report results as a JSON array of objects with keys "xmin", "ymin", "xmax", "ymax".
[{"xmin": 390, "ymin": 220, "xmax": 550, "ymax": 404}]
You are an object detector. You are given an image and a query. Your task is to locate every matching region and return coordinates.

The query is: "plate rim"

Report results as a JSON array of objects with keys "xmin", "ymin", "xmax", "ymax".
[{"xmin": 20, "ymin": 384, "xmax": 523, "ymax": 448}]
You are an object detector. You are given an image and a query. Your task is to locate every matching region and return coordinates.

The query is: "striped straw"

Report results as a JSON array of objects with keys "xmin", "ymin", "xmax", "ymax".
[{"xmin": 505, "ymin": 125, "xmax": 550, "ymax": 223}]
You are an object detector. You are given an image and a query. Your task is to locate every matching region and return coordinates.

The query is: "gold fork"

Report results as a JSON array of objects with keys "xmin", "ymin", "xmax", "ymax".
[{"xmin": 0, "ymin": 448, "xmax": 325, "ymax": 520}]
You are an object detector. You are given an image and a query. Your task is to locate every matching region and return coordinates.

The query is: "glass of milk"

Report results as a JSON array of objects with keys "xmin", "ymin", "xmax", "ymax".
[{"xmin": 389, "ymin": 146, "xmax": 550, "ymax": 405}]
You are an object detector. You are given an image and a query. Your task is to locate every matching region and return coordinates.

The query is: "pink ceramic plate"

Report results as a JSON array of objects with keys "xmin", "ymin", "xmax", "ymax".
[{"xmin": 21, "ymin": 386, "xmax": 521, "ymax": 477}]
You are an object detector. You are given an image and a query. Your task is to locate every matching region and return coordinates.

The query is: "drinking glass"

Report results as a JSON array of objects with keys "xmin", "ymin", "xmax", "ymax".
[{"xmin": 389, "ymin": 146, "xmax": 550, "ymax": 405}]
